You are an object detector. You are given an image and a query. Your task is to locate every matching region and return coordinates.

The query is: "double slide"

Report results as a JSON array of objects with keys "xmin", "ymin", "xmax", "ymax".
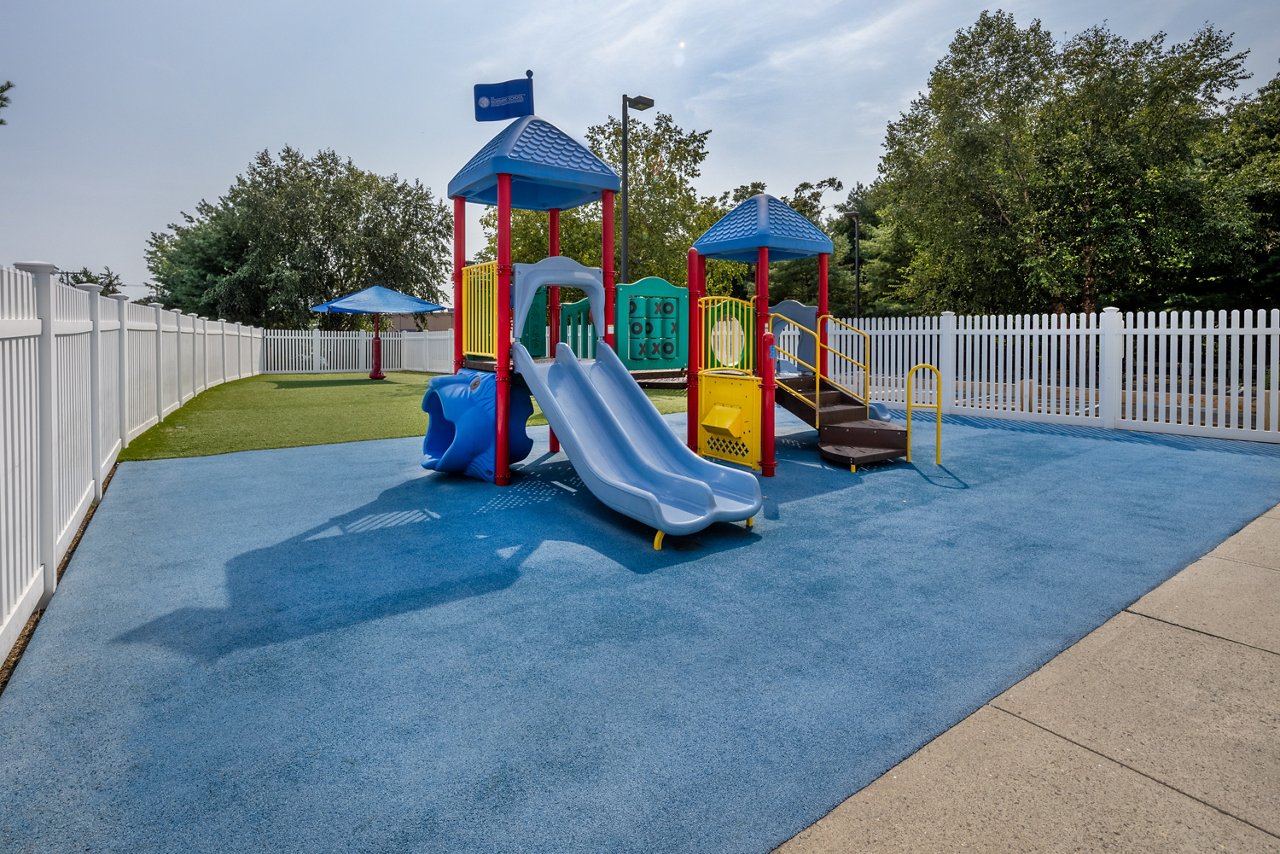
[
  {"xmin": 509, "ymin": 257, "xmax": 761, "ymax": 544},
  {"xmin": 513, "ymin": 341, "xmax": 761, "ymax": 541}
]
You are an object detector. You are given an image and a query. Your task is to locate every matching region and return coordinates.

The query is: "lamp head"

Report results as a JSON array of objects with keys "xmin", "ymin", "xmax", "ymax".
[{"xmin": 625, "ymin": 95, "xmax": 655, "ymax": 111}]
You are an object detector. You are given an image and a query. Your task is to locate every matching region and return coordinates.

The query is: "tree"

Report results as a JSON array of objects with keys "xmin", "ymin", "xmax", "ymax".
[
  {"xmin": 147, "ymin": 147, "xmax": 451, "ymax": 328},
  {"xmin": 59, "ymin": 266, "xmax": 122, "ymax": 296},
  {"xmin": 1209, "ymin": 71, "xmax": 1280, "ymax": 309},
  {"xmin": 0, "ymin": 80, "xmax": 12, "ymax": 125},
  {"xmin": 1029, "ymin": 26, "xmax": 1251, "ymax": 311},
  {"xmin": 874, "ymin": 12, "xmax": 1252, "ymax": 313}
]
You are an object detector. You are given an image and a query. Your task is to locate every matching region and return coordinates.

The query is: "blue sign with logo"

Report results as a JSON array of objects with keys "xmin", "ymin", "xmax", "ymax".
[{"xmin": 474, "ymin": 74, "xmax": 535, "ymax": 122}]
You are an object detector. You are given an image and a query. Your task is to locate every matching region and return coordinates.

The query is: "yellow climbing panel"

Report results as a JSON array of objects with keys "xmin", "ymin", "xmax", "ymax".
[{"xmin": 698, "ymin": 372, "xmax": 761, "ymax": 470}]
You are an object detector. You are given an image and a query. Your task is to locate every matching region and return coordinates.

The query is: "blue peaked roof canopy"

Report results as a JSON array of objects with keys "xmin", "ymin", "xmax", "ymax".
[
  {"xmin": 312, "ymin": 285, "xmax": 444, "ymax": 315},
  {"xmin": 447, "ymin": 116, "xmax": 620, "ymax": 211},
  {"xmin": 692, "ymin": 194, "xmax": 834, "ymax": 262}
]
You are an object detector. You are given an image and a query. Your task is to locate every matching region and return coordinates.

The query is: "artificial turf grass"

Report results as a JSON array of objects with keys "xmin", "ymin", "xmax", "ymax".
[{"xmin": 120, "ymin": 372, "xmax": 689, "ymax": 461}]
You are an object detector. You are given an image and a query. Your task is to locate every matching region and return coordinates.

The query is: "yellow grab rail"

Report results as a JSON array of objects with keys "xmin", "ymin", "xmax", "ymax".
[
  {"xmin": 906, "ymin": 363, "xmax": 942, "ymax": 465},
  {"xmin": 700, "ymin": 296, "xmax": 755, "ymax": 373},
  {"xmin": 767, "ymin": 313, "xmax": 823, "ymax": 421},
  {"xmin": 461, "ymin": 261, "xmax": 498, "ymax": 359},
  {"xmin": 820, "ymin": 315, "xmax": 871, "ymax": 404}
]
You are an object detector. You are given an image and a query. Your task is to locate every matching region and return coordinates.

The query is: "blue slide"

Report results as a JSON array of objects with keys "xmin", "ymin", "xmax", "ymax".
[{"xmin": 512, "ymin": 340, "xmax": 761, "ymax": 541}]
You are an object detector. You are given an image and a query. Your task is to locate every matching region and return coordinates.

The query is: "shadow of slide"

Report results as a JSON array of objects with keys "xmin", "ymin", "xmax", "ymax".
[{"xmin": 118, "ymin": 477, "xmax": 529, "ymax": 661}]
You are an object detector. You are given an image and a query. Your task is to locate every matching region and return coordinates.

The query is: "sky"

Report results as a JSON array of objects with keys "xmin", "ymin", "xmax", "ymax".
[{"xmin": 2, "ymin": 0, "xmax": 1278, "ymax": 300}]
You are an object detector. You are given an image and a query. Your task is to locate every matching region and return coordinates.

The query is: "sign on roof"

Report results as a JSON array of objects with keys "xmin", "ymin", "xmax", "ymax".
[{"xmin": 474, "ymin": 73, "xmax": 535, "ymax": 122}]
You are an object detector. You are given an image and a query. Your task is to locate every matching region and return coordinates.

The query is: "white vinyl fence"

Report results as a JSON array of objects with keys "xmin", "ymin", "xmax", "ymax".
[
  {"xmin": 827, "ymin": 308, "xmax": 1280, "ymax": 441},
  {"xmin": 0, "ymin": 264, "xmax": 264, "ymax": 663},
  {"xmin": 263, "ymin": 329, "xmax": 455, "ymax": 374}
]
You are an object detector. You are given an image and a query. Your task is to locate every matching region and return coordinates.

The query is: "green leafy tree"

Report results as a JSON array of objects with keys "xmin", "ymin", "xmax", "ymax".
[
  {"xmin": 1029, "ymin": 26, "xmax": 1251, "ymax": 311},
  {"xmin": 1209, "ymin": 71, "xmax": 1280, "ymax": 309},
  {"xmin": 147, "ymin": 147, "xmax": 451, "ymax": 328},
  {"xmin": 0, "ymin": 80, "xmax": 12, "ymax": 125},
  {"xmin": 59, "ymin": 266, "xmax": 122, "ymax": 296},
  {"xmin": 875, "ymin": 12, "xmax": 1252, "ymax": 313}
]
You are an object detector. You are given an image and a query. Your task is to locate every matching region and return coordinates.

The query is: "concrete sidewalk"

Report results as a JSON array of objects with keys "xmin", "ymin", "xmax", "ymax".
[{"xmin": 781, "ymin": 504, "xmax": 1280, "ymax": 853}]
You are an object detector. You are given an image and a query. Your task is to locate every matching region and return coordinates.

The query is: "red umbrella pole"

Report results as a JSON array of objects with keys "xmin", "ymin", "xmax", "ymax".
[{"xmin": 370, "ymin": 312, "xmax": 385, "ymax": 380}]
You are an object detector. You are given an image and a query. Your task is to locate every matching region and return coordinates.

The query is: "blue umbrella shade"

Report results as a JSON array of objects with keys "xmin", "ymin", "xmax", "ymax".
[{"xmin": 311, "ymin": 285, "xmax": 444, "ymax": 315}]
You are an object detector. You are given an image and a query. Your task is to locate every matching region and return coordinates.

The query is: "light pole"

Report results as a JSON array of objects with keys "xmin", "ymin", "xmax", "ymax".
[{"xmin": 621, "ymin": 93, "xmax": 654, "ymax": 285}]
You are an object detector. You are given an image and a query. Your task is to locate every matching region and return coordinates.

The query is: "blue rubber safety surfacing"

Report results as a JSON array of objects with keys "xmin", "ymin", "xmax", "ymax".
[{"xmin": 2, "ymin": 412, "xmax": 1279, "ymax": 853}]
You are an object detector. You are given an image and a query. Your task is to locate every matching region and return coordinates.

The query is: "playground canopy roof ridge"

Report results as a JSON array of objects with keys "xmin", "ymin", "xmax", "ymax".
[
  {"xmin": 447, "ymin": 116, "xmax": 620, "ymax": 211},
  {"xmin": 311, "ymin": 285, "xmax": 444, "ymax": 315},
  {"xmin": 693, "ymin": 193, "xmax": 834, "ymax": 262}
]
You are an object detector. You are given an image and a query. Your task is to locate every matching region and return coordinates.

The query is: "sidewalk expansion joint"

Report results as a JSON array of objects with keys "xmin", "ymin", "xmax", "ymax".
[
  {"xmin": 984, "ymin": 704, "xmax": 1280, "ymax": 841},
  {"xmin": 1210, "ymin": 552, "xmax": 1280, "ymax": 574},
  {"xmin": 1122, "ymin": 609, "xmax": 1280, "ymax": 659}
]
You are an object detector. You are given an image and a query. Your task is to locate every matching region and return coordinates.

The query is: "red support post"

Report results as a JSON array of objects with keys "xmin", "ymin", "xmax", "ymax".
[
  {"xmin": 686, "ymin": 248, "xmax": 701, "ymax": 451},
  {"xmin": 495, "ymin": 174, "xmax": 513, "ymax": 486},
  {"xmin": 548, "ymin": 208, "xmax": 561, "ymax": 454},
  {"xmin": 757, "ymin": 246, "xmax": 774, "ymax": 477},
  {"xmin": 370, "ymin": 312, "xmax": 385, "ymax": 380},
  {"xmin": 818, "ymin": 251, "xmax": 829, "ymax": 379},
  {"xmin": 761, "ymin": 331, "xmax": 776, "ymax": 477},
  {"xmin": 601, "ymin": 190, "xmax": 616, "ymax": 348},
  {"xmin": 452, "ymin": 196, "xmax": 465, "ymax": 373}
]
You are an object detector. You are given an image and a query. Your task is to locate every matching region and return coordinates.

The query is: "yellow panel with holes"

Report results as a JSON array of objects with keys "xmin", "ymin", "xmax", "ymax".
[{"xmin": 698, "ymin": 372, "xmax": 761, "ymax": 470}]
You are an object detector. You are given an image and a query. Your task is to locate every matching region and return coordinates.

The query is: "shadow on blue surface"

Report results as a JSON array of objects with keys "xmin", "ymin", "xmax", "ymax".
[
  {"xmin": 119, "ymin": 457, "xmax": 769, "ymax": 661},
  {"xmin": 3, "ymin": 415, "xmax": 1280, "ymax": 853}
]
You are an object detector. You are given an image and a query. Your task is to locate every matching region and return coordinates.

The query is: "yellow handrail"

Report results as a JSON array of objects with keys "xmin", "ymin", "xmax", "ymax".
[
  {"xmin": 820, "ymin": 315, "xmax": 871, "ymax": 404},
  {"xmin": 700, "ymin": 296, "xmax": 755, "ymax": 373},
  {"xmin": 769, "ymin": 314, "xmax": 874, "ymax": 430},
  {"xmin": 906, "ymin": 363, "xmax": 942, "ymax": 465},
  {"xmin": 461, "ymin": 261, "xmax": 498, "ymax": 359}
]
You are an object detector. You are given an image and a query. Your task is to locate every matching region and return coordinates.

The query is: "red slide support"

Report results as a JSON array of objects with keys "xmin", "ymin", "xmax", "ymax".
[
  {"xmin": 495, "ymin": 174, "xmax": 513, "ymax": 486},
  {"xmin": 686, "ymin": 249, "xmax": 701, "ymax": 451}
]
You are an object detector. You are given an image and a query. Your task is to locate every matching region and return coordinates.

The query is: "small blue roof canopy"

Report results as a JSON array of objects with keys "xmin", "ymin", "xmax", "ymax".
[
  {"xmin": 447, "ymin": 116, "xmax": 621, "ymax": 211},
  {"xmin": 692, "ymin": 194, "xmax": 834, "ymax": 262},
  {"xmin": 311, "ymin": 285, "xmax": 444, "ymax": 314}
]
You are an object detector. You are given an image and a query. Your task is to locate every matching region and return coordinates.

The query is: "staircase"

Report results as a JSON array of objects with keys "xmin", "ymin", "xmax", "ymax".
[{"xmin": 775, "ymin": 374, "xmax": 908, "ymax": 468}]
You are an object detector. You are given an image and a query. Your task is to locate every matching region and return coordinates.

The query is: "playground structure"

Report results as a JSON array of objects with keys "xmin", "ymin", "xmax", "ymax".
[
  {"xmin": 420, "ymin": 112, "xmax": 940, "ymax": 546},
  {"xmin": 421, "ymin": 116, "xmax": 761, "ymax": 547},
  {"xmin": 685, "ymin": 194, "xmax": 918, "ymax": 475}
]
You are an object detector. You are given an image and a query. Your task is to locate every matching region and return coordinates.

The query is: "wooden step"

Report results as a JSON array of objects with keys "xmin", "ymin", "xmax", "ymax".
[
  {"xmin": 820, "ymin": 419, "xmax": 908, "ymax": 454},
  {"xmin": 819, "ymin": 403, "xmax": 870, "ymax": 425},
  {"xmin": 819, "ymin": 417, "xmax": 908, "ymax": 467},
  {"xmin": 818, "ymin": 443, "xmax": 908, "ymax": 468},
  {"xmin": 775, "ymin": 387, "xmax": 819, "ymax": 428}
]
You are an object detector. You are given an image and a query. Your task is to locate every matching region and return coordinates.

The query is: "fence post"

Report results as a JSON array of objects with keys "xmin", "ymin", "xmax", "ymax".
[
  {"xmin": 77, "ymin": 284, "xmax": 105, "ymax": 501},
  {"xmin": 312, "ymin": 328, "xmax": 321, "ymax": 372},
  {"xmin": 1100, "ymin": 306, "xmax": 1122, "ymax": 428},
  {"xmin": 939, "ymin": 311, "xmax": 957, "ymax": 414},
  {"xmin": 17, "ymin": 262, "xmax": 60, "ymax": 604},
  {"xmin": 197, "ymin": 315, "xmax": 210, "ymax": 393},
  {"xmin": 176, "ymin": 310, "xmax": 188, "ymax": 404},
  {"xmin": 184, "ymin": 313, "xmax": 198, "ymax": 394},
  {"xmin": 218, "ymin": 319, "xmax": 228, "ymax": 384},
  {"xmin": 108, "ymin": 294, "xmax": 130, "ymax": 448},
  {"xmin": 149, "ymin": 303, "xmax": 166, "ymax": 422}
]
